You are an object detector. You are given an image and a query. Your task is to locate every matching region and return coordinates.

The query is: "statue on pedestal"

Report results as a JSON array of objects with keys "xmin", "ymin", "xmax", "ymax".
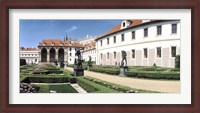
[
  {"xmin": 120, "ymin": 50, "xmax": 128, "ymax": 76},
  {"xmin": 73, "ymin": 48, "xmax": 84, "ymax": 76},
  {"xmin": 121, "ymin": 50, "xmax": 127, "ymax": 66},
  {"xmin": 87, "ymin": 56, "xmax": 92, "ymax": 71}
]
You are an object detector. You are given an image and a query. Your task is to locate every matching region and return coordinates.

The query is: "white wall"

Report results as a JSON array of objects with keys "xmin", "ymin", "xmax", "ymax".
[
  {"xmin": 96, "ymin": 20, "xmax": 180, "ymax": 67},
  {"xmin": 20, "ymin": 51, "xmax": 39, "ymax": 64},
  {"xmin": 83, "ymin": 49, "xmax": 96, "ymax": 61},
  {"xmin": 67, "ymin": 47, "xmax": 76, "ymax": 64}
]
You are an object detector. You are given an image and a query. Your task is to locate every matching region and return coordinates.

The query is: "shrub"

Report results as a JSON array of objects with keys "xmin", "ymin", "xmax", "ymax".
[
  {"xmin": 170, "ymin": 68, "xmax": 180, "ymax": 72},
  {"xmin": 91, "ymin": 67, "xmax": 119, "ymax": 75},
  {"xmin": 21, "ymin": 76, "xmax": 70, "ymax": 83},
  {"xmin": 32, "ymin": 70, "xmax": 50, "ymax": 74},
  {"xmin": 175, "ymin": 55, "xmax": 180, "ymax": 68},
  {"xmin": 69, "ymin": 78, "xmax": 77, "ymax": 83},
  {"xmin": 48, "ymin": 70, "xmax": 63, "ymax": 74},
  {"xmin": 68, "ymin": 64, "xmax": 74, "ymax": 67},
  {"xmin": 21, "ymin": 70, "xmax": 31, "ymax": 74},
  {"xmin": 125, "ymin": 71, "xmax": 180, "ymax": 80},
  {"xmin": 76, "ymin": 77, "xmax": 97, "ymax": 92}
]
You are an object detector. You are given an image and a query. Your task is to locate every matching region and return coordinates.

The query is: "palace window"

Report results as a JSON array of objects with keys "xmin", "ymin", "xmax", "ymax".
[
  {"xmin": 70, "ymin": 53, "xmax": 72, "ymax": 56},
  {"xmin": 172, "ymin": 24, "xmax": 177, "ymax": 34},
  {"xmin": 114, "ymin": 52, "xmax": 116, "ymax": 59},
  {"xmin": 35, "ymin": 59, "xmax": 37, "ymax": 62},
  {"xmin": 144, "ymin": 28, "xmax": 148, "ymax": 37},
  {"xmin": 107, "ymin": 38, "xmax": 109, "ymax": 45},
  {"xmin": 121, "ymin": 34, "xmax": 124, "ymax": 42},
  {"xmin": 107, "ymin": 53, "xmax": 109, "ymax": 59},
  {"xmin": 100, "ymin": 40, "xmax": 102, "ymax": 46},
  {"xmin": 157, "ymin": 26, "xmax": 162, "ymax": 35},
  {"xmin": 144, "ymin": 48, "xmax": 148, "ymax": 58},
  {"xmin": 157, "ymin": 47, "xmax": 161, "ymax": 58},
  {"xmin": 132, "ymin": 49, "xmax": 135, "ymax": 58},
  {"xmin": 132, "ymin": 31, "xmax": 135, "ymax": 39},
  {"xmin": 113, "ymin": 36, "xmax": 116, "ymax": 43},
  {"xmin": 171, "ymin": 46, "xmax": 176, "ymax": 57},
  {"xmin": 123, "ymin": 22, "xmax": 125, "ymax": 27},
  {"xmin": 101, "ymin": 53, "xmax": 102, "ymax": 59},
  {"xmin": 69, "ymin": 48, "xmax": 71, "ymax": 51}
]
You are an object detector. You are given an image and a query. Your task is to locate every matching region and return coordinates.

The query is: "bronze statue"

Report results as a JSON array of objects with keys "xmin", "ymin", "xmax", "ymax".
[
  {"xmin": 88, "ymin": 56, "xmax": 92, "ymax": 66},
  {"xmin": 121, "ymin": 51, "xmax": 127, "ymax": 66},
  {"xmin": 74, "ymin": 48, "xmax": 84, "ymax": 68},
  {"xmin": 74, "ymin": 48, "xmax": 85, "ymax": 76}
]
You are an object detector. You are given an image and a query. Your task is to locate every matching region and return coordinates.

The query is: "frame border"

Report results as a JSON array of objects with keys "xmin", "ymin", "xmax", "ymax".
[{"xmin": 0, "ymin": 0, "xmax": 199, "ymax": 113}]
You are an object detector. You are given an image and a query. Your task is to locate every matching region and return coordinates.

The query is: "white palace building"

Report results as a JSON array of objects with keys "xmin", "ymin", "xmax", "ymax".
[
  {"xmin": 20, "ymin": 47, "xmax": 39, "ymax": 64},
  {"xmin": 95, "ymin": 20, "xmax": 180, "ymax": 68},
  {"xmin": 20, "ymin": 20, "xmax": 180, "ymax": 68}
]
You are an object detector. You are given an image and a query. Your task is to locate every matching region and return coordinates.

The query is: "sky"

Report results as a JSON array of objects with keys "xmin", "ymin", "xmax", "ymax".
[{"xmin": 20, "ymin": 20, "xmax": 121, "ymax": 47}]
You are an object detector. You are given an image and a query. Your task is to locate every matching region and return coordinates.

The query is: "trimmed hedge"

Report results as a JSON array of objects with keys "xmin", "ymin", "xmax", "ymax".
[
  {"xmin": 76, "ymin": 77, "xmax": 98, "ymax": 92},
  {"xmin": 48, "ymin": 70, "xmax": 63, "ymax": 74},
  {"xmin": 175, "ymin": 55, "xmax": 180, "ymax": 68},
  {"xmin": 31, "ymin": 70, "xmax": 63, "ymax": 74},
  {"xmin": 170, "ymin": 68, "xmax": 180, "ymax": 72},
  {"xmin": 90, "ymin": 67, "xmax": 119, "ymax": 75},
  {"xmin": 21, "ymin": 76, "xmax": 70, "ymax": 83},
  {"xmin": 125, "ymin": 71, "xmax": 180, "ymax": 80}
]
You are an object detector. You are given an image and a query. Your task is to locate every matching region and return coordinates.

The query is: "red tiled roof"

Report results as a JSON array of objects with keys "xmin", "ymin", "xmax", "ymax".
[
  {"xmin": 83, "ymin": 42, "xmax": 96, "ymax": 51},
  {"xmin": 96, "ymin": 20, "xmax": 149, "ymax": 40},
  {"xmin": 38, "ymin": 39, "xmax": 83, "ymax": 48}
]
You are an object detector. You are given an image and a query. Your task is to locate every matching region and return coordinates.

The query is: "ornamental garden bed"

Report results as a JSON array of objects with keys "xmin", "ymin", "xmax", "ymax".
[
  {"xmin": 31, "ymin": 84, "xmax": 78, "ymax": 93},
  {"xmin": 87, "ymin": 65, "xmax": 180, "ymax": 80},
  {"xmin": 20, "ymin": 64, "xmax": 63, "ymax": 75},
  {"xmin": 76, "ymin": 76, "xmax": 158, "ymax": 93}
]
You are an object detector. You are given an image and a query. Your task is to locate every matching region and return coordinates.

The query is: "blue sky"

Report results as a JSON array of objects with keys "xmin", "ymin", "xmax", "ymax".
[{"xmin": 20, "ymin": 20, "xmax": 121, "ymax": 47}]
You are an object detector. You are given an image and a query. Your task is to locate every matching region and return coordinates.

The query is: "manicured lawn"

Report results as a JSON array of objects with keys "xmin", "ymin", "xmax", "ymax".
[
  {"xmin": 32, "ymin": 84, "xmax": 78, "ymax": 93},
  {"xmin": 49, "ymin": 84, "xmax": 78, "ymax": 93},
  {"xmin": 82, "ymin": 76, "xmax": 159, "ymax": 93}
]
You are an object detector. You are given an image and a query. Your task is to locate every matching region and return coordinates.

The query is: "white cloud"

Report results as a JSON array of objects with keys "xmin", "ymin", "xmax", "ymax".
[{"xmin": 65, "ymin": 26, "xmax": 77, "ymax": 33}]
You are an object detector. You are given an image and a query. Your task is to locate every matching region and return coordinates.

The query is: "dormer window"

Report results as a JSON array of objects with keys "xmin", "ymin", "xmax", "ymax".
[
  {"xmin": 43, "ymin": 43, "xmax": 46, "ymax": 46},
  {"xmin": 51, "ymin": 42, "xmax": 54, "ymax": 45},
  {"xmin": 123, "ymin": 22, "xmax": 125, "ymax": 27},
  {"xmin": 121, "ymin": 20, "xmax": 131, "ymax": 29}
]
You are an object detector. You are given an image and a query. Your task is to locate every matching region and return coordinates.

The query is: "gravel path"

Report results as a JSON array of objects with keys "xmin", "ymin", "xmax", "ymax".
[{"xmin": 65, "ymin": 67, "xmax": 180, "ymax": 93}]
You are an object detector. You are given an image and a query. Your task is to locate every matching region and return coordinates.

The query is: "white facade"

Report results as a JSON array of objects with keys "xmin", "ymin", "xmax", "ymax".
[
  {"xmin": 20, "ymin": 49, "xmax": 39, "ymax": 64},
  {"xmin": 82, "ymin": 42, "xmax": 96, "ymax": 62},
  {"xmin": 96, "ymin": 20, "xmax": 180, "ymax": 68},
  {"xmin": 78, "ymin": 35, "xmax": 97, "ymax": 44},
  {"xmin": 67, "ymin": 47, "xmax": 77, "ymax": 64},
  {"xmin": 83, "ymin": 49, "xmax": 96, "ymax": 61}
]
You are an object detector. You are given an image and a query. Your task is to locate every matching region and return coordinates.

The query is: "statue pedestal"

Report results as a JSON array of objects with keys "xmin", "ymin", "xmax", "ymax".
[
  {"xmin": 119, "ymin": 66, "xmax": 128, "ymax": 76},
  {"xmin": 60, "ymin": 62, "xmax": 64, "ymax": 68},
  {"xmin": 87, "ymin": 65, "xmax": 92, "ymax": 71},
  {"xmin": 74, "ymin": 67, "xmax": 84, "ymax": 76}
]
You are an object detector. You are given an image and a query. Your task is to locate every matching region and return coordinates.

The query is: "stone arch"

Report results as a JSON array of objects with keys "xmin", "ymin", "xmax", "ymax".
[
  {"xmin": 50, "ymin": 48, "xmax": 56, "ymax": 62},
  {"xmin": 58, "ymin": 48, "xmax": 64, "ymax": 62},
  {"xmin": 41, "ymin": 48, "xmax": 47, "ymax": 62}
]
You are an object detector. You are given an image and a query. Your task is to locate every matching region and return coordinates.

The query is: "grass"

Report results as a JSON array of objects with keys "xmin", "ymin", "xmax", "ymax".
[
  {"xmin": 84, "ymin": 76, "xmax": 159, "ymax": 93},
  {"xmin": 49, "ymin": 84, "xmax": 78, "ymax": 93},
  {"xmin": 32, "ymin": 84, "xmax": 78, "ymax": 93}
]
